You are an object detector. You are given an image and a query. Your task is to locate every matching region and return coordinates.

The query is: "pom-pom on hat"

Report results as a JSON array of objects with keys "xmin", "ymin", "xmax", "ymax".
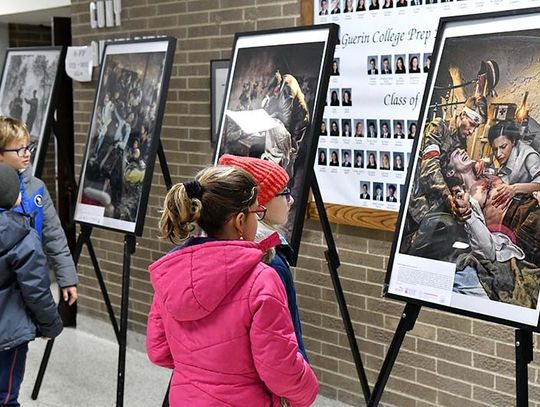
[
  {"xmin": 218, "ymin": 154, "xmax": 289, "ymax": 205},
  {"xmin": 0, "ymin": 163, "xmax": 20, "ymax": 210}
]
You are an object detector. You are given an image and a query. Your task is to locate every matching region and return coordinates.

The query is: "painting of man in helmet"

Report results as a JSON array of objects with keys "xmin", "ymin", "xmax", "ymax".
[
  {"xmin": 214, "ymin": 27, "xmax": 336, "ymax": 261},
  {"xmin": 387, "ymin": 14, "xmax": 540, "ymax": 328}
]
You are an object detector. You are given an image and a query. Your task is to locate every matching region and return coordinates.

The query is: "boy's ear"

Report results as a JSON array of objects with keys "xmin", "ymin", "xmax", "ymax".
[{"xmin": 446, "ymin": 169, "xmax": 455, "ymax": 177}]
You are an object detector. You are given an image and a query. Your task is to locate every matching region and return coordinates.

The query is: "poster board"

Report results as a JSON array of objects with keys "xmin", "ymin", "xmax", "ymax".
[
  {"xmin": 311, "ymin": 0, "xmax": 540, "ymax": 232},
  {"xmin": 214, "ymin": 24, "xmax": 338, "ymax": 265},
  {"xmin": 386, "ymin": 7, "xmax": 540, "ymax": 329},
  {"xmin": 210, "ymin": 59, "xmax": 230, "ymax": 144},
  {"xmin": 0, "ymin": 46, "xmax": 65, "ymax": 177},
  {"xmin": 74, "ymin": 38, "xmax": 176, "ymax": 236}
]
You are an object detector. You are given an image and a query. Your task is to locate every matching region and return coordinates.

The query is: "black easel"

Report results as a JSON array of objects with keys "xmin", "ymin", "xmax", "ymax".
[
  {"xmin": 311, "ymin": 176, "xmax": 372, "ymax": 403},
  {"xmin": 515, "ymin": 328, "xmax": 533, "ymax": 407},
  {"xmin": 32, "ymin": 143, "xmax": 173, "ymax": 406},
  {"xmin": 367, "ymin": 302, "xmax": 420, "ymax": 406},
  {"xmin": 368, "ymin": 303, "xmax": 535, "ymax": 407}
]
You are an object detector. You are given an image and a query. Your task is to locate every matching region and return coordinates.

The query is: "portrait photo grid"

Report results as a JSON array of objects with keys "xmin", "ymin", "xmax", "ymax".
[{"xmin": 314, "ymin": 0, "xmax": 540, "ymax": 212}]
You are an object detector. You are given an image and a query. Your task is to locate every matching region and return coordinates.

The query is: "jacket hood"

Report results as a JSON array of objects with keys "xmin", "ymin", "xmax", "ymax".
[
  {"xmin": 0, "ymin": 210, "xmax": 30, "ymax": 253},
  {"xmin": 149, "ymin": 233, "xmax": 281, "ymax": 322}
]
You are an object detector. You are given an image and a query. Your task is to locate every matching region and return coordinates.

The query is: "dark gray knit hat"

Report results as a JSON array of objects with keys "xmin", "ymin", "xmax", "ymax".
[{"xmin": 0, "ymin": 163, "xmax": 20, "ymax": 209}]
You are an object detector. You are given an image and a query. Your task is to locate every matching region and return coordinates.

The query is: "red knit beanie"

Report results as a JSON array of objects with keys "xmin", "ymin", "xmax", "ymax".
[{"xmin": 218, "ymin": 154, "xmax": 289, "ymax": 205}]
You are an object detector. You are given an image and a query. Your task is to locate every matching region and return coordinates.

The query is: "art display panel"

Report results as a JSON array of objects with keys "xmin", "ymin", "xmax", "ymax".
[
  {"xmin": 0, "ymin": 47, "xmax": 64, "ymax": 176},
  {"xmin": 314, "ymin": 0, "xmax": 540, "ymax": 219},
  {"xmin": 74, "ymin": 38, "xmax": 176, "ymax": 235},
  {"xmin": 214, "ymin": 25, "xmax": 338, "ymax": 263},
  {"xmin": 210, "ymin": 59, "xmax": 230, "ymax": 144},
  {"xmin": 386, "ymin": 8, "xmax": 540, "ymax": 329}
]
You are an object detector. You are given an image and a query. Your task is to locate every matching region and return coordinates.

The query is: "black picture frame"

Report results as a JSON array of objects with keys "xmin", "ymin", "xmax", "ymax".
[
  {"xmin": 0, "ymin": 46, "xmax": 65, "ymax": 176},
  {"xmin": 385, "ymin": 7, "xmax": 540, "ymax": 330},
  {"xmin": 210, "ymin": 59, "xmax": 230, "ymax": 144},
  {"xmin": 214, "ymin": 24, "xmax": 338, "ymax": 265},
  {"xmin": 74, "ymin": 37, "xmax": 176, "ymax": 236}
]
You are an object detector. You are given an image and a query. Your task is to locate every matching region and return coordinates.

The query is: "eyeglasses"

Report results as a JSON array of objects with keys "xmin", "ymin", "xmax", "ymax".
[
  {"xmin": 1, "ymin": 143, "xmax": 36, "ymax": 157},
  {"xmin": 247, "ymin": 204, "xmax": 267, "ymax": 221},
  {"xmin": 276, "ymin": 187, "xmax": 293, "ymax": 203}
]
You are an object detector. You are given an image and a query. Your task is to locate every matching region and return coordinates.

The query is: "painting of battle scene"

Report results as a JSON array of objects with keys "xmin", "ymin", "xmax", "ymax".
[
  {"xmin": 215, "ymin": 32, "xmax": 334, "ymax": 258},
  {"xmin": 0, "ymin": 48, "xmax": 62, "ymax": 173},
  {"xmin": 75, "ymin": 40, "xmax": 174, "ymax": 234},
  {"xmin": 399, "ymin": 28, "xmax": 540, "ymax": 311}
]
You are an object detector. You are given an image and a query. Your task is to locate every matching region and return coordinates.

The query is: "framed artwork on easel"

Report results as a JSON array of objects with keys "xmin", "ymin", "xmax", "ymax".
[
  {"xmin": 213, "ymin": 24, "xmax": 338, "ymax": 264},
  {"xmin": 74, "ymin": 37, "xmax": 176, "ymax": 236},
  {"xmin": 386, "ymin": 7, "xmax": 540, "ymax": 330},
  {"xmin": 0, "ymin": 46, "xmax": 65, "ymax": 176}
]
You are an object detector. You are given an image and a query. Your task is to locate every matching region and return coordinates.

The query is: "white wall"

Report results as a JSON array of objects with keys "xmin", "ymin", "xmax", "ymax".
[{"xmin": 0, "ymin": 0, "xmax": 70, "ymax": 16}]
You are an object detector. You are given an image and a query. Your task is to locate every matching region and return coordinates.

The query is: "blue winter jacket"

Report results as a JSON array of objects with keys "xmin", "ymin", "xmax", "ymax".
[
  {"xmin": 14, "ymin": 168, "xmax": 78, "ymax": 288},
  {"xmin": 0, "ymin": 210, "xmax": 63, "ymax": 350}
]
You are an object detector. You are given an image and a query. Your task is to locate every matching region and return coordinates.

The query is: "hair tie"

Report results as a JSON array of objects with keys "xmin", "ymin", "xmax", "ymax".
[{"xmin": 184, "ymin": 180, "xmax": 203, "ymax": 200}]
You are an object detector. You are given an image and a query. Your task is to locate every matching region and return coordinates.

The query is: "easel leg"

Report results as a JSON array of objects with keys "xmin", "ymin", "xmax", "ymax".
[
  {"xmin": 116, "ymin": 235, "xmax": 136, "ymax": 407},
  {"xmin": 31, "ymin": 226, "xmax": 91, "ymax": 399},
  {"xmin": 515, "ymin": 329, "xmax": 533, "ymax": 407},
  {"xmin": 311, "ymin": 177, "xmax": 371, "ymax": 402},
  {"xmin": 368, "ymin": 303, "xmax": 421, "ymax": 407},
  {"xmin": 158, "ymin": 142, "xmax": 173, "ymax": 190},
  {"xmin": 86, "ymin": 238, "xmax": 120, "ymax": 341},
  {"xmin": 161, "ymin": 376, "xmax": 171, "ymax": 407}
]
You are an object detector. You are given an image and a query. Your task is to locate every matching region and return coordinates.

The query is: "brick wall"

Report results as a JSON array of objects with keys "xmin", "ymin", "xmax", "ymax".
[
  {"xmin": 8, "ymin": 23, "xmax": 57, "ymax": 201},
  {"xmin": 70, "ymin": 1, "xmax": 540, "ymax": 406}
]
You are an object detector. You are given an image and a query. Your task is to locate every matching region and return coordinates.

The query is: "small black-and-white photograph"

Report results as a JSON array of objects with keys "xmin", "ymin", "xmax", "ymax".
[
  {"xmin": 342, "ymin": 119, "xmax": 352, "ymax": 137},
  {"xmin": 395, "ymin": 54, "xmax": 406, "ymax": 74},
  {"xmin": 354, "ymin": 149, "xmax": 364, "ymax": 168},
  {"xmin": 386, "ymin": 183, "xmax": 398, "ymax": 202},
  {"xmin": 380, "ymin": 120, "xmax": 391, "ymax": 138},
  {"xmin": 393, "ymin": 120, "xmax": 406, "ymax": 138},
  {"xmin": 381, "ymin": 55, "xmax": 392, "ymax": 74},
  {"xmin": 329, "ymin": 149, "xmax": 340, "ymax": 166},
  {"xmin": 342, "ymin": 88, "xmax": 352, "ymax": 106},
  {"xmin": 366, "ymin": 120, "xmax": 378, "ymax": 137},
  {"xmin": 366, "ymin": 150, "xmax": 377, "ymax": 169},
  {"xmin": 393, "ymin": 152, "xmax": 405, "ymax": 171},
  {"xmin": 330, "ymin": 88, "xmax": 340, "ymax": 106},
  {"xmin": 342, "ymin": 149, "xmax": 353, "ymax": 167},
  {"xmin": 331, "ymin": 58, "xmax": 340, "ymax": 75},
  {"xmin": 318, "ymin": 147, "xmax": 328, "ymax": 165},
  {"xmin": 409, "ymin": 53, "xmax": 422, "ymax": 73},
  {"xmin": 330, "ymin": 119, "xmax": 340, "ymax": 136},
  {"xmin": 368, "ymin": 56, "xmax": 379, "ymax": 75},
  {"xmin": 380, "ymin": 151, "xmax": 391, "ymax": 170},
  {"xmin": 373, "ymin": 182, "xmax": 384, "ymax": 201},
  {"xmin": 360, "ymin": 181, "xmax": 371, "ymax": 199},
  {"xmin": 354, "ymin": 119, "xmax": 365, "ymax": 137}
]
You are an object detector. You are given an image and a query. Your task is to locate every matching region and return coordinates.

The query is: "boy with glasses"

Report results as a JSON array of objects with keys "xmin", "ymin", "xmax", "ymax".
[
  {"xmin": 218, "ymin": 154, "xmax": 307, "ymax": 360},
  {"xmin": 0, "ymin": 117, "xmax": 78, "ymax": 306}
]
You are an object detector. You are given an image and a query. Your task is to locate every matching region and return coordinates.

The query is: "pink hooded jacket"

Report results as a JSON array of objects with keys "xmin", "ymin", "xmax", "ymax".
[{"xmin": 146, "ymin": 234, "xmax": 319, "ymax": 406}]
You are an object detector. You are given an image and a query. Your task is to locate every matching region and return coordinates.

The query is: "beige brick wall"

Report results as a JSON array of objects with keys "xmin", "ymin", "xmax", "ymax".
[{"xmin": 70, "ymin": 1, "xmax": 540, "ymax": 406}]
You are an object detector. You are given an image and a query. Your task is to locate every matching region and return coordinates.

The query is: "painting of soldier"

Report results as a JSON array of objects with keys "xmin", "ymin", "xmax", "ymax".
[
  {"xmin": 0, "ymin": 47, "xmax": 63, "ymax": 175},
  {"xmin": 74, "ymin": 39, "xmax": 175, "ymax": 235},
  {"xmin": 215, "ymin": 26, "xmax": 337, "ymax": 262},
  {"xmin": 387, "ymin": 11, "xmax": 540, "ymax": 328}
]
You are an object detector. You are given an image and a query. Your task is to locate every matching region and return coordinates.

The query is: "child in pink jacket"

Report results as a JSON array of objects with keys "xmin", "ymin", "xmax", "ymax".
[{"xmin": 146, "ymin": 165, "xmax": 319, "ymax": 406}]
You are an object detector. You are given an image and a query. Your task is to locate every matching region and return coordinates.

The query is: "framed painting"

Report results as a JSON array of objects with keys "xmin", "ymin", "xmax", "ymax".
[
  {"xmin": 386, "ymin": 7, "xmax": 540, "ymax": 329},
  {"xmin": 74, "ymin": 37, "xmax": 176, "ymax": 235},
  {"xmin": 210, "ymin": 59, "xmax": 230, "ymax": 144},
  {"xmin": 214, "ymin": 24, "xmax": 338, "ymax": 265},
  {"xmin": 0, "ymin": 46, "xmax": 65, "ymax": 176}
]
